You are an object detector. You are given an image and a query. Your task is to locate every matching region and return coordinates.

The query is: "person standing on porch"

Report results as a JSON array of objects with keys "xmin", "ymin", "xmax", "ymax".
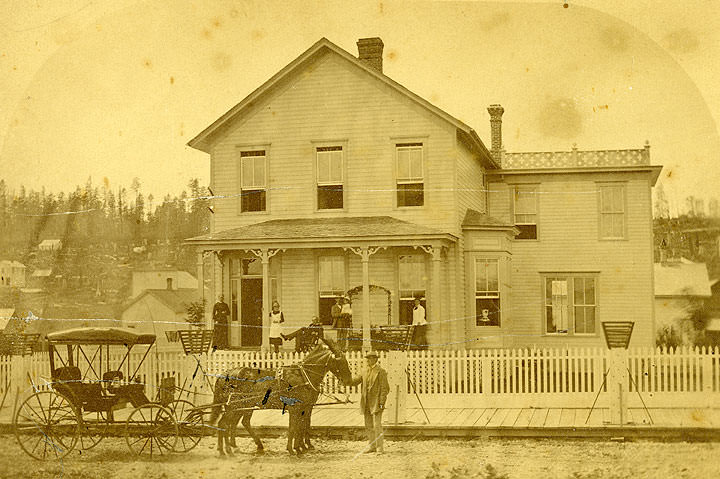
[
  {"xmin": 268, "ymin": 301, "xmax": 285, "ymax": 353},
  {"xmin": 412, "ymin": 297, "xmax": 428, "ymax": 350},
  {"xmin": 212, "ymin": 295, "xmax": 230, "ymax": 350},
  {"xmin": 339, "ymin": 296, "xmax": 353, "ymax": 350},
  {"xmin": 348, "ymin": 350, "xmax": 389, "ymax": 455}
]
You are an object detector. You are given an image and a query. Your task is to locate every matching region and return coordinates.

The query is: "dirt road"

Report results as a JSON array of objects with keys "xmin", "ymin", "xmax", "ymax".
[{"xmin": 1, "ymin": 435, "xmax": 717, "ymax": 479}]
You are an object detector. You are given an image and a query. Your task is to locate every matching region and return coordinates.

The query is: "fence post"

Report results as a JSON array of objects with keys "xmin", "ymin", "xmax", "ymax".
[
  {"xmin": 608, "ymin": 348, "xmax": 629, "ymax": 424},
  {"xmin": 481, "ymin": 350, "xmax": 491, "ymax": 394},
  {"xmin": 385, "ymin": 350, "xmax": 407, "ymax": 424},
  {"xmin": 702, "ymin": 347, "xmax": 712, "ymax": 393}
]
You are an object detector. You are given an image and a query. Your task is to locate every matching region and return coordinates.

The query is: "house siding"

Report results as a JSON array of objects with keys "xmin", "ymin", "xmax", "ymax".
[
  {"xmin": 488, "ymin": 171, "xmax": 654, "ymax": 347},
  {"xmin": 209, "ymin": 53, "xmax": 458, "ymax": 235}
]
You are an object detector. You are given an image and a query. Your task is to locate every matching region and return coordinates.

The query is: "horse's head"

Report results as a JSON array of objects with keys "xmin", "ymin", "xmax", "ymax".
[{"xmin": 318, "ymin": 338, "xmax": 353, "ymax": 384}]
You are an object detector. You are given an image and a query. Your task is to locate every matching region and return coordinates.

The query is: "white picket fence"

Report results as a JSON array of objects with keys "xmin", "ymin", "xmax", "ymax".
[{"xmin": 2, "ymin": 346, "xmax": 719, "ymax": 411}]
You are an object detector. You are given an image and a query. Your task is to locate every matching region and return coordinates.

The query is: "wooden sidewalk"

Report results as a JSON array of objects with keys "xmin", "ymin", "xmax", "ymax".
[{"xmin": 245, "ymin": 406, "xmax": 720, "ymax": 440}]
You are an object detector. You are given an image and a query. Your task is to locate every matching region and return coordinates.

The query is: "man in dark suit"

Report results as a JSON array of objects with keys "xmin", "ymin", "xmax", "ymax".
[{"xmin": 348, "ymin": 350, "xmax": 390, "ymax": 455}]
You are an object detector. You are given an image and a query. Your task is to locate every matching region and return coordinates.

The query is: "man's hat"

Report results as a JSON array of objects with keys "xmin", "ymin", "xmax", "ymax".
[{"xmin": 364, "ymin": 350, "xmax": 379, "ymax": 358}]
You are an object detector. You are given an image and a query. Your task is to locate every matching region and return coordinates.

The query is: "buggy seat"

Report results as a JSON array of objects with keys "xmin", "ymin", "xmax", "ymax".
[{"xmin": 52, "ymin": 366, "xmax": 116, "ymax": 412}]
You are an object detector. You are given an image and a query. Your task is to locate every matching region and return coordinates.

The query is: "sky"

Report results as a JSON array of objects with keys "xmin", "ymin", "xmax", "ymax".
[{"xmin": 1, "ymin": 0, "xmax": 719, "ymax": 215}]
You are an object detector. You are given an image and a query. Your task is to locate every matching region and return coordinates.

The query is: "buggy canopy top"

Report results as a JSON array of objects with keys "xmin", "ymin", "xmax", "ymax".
[{"xmin": 47, "ymin": 327, "xmax": 156, "ymax": 346}]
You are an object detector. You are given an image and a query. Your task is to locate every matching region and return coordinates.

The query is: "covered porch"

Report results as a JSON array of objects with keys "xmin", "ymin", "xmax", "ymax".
[{"xmin": 185, "ymin": 216, "xmax": 457, "ymax": 351}]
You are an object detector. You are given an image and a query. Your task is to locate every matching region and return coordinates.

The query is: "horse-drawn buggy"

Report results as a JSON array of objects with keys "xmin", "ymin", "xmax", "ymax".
[
  {"xmin": 13, "ymin": 327, "xmax": 204, "ymax": 460},
  {"xmin": 13, "ymin": 326, "xmax": 354, "ymax": 460}
]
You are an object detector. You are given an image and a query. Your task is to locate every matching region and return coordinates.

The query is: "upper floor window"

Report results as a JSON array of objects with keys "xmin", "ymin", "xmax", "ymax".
[
  {"xmin": 240, "ymin": 150, "xmax": 266, "ymax": 212},
  {"xmin": 475, "ymin": 258, "xmax": 500, "ymax": 326},
  {"xmin": 318, "ymin": 256, "xmax": 345, "ymax": 325},
  {"xmin": 544, "ymin": 275, "xmax": 596, "ymax": 335},
  {"xmin": 317, "ymin": 146, "xmax": 344, "ymax": 210},
  {"xmin": 398, "ymin": 255, "xmax": 426, "ymax": 325},
  {"xmin": 396, "ymin": 143, "xmax": 424, "ymax": 207},
  {"xmin": 513, "ymin": 185, "xmax": 537, "ymax": 239},
  {"xmin": 599, "ymin": 184, "xmax": 626, "ymax": 239}
]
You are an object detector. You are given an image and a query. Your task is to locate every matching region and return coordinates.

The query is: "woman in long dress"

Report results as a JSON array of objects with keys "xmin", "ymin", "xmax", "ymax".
[{"xmin": 268, "ymin": 301, "xmax": 285, "ymax": 353}]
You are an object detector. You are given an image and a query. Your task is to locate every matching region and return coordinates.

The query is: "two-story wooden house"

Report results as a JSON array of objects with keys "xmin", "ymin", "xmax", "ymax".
[{"xmin": 185, "ymin": 37, "xmax": 661, "ymax": 350}]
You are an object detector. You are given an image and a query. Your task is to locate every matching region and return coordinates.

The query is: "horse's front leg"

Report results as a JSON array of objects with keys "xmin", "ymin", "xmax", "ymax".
[
  {"xmin": 241, "ymin": 412, "xmax": 264, "ymax": 453},
  {"xmin": 216, "ymin": 414, "xmax": 226, "ymax": 457},
  {"xmin": 303, "ymin": 407, "xmax": 314, "ymax": 450},
  {"xmin": 287, "ymin": 411, "xmax": 295, "ymax": 455},
  {"xmin": 227, "ymin": 413, "xmax": 240, "ymax": 450}
]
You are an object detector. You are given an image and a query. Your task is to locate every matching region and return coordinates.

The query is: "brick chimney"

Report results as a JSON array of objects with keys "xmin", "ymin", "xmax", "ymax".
[
  {"xmin": 487, "ymin": 104, "xmax": 505, "ymax": 165},
  {"xmin": 357, "ymin": 37, "xmax": 384, "ymax": 73}
]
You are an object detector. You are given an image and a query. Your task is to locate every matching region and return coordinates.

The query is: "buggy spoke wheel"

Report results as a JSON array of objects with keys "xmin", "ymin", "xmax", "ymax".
[
  {"xmin": 79, "ymin": 410, "xmax": 108, "ymax": 451},
  {"xmin": 14, "ymin": 391, "xmax": 80, "ymax": 461},
  {"xmin": 168, "ymin": 400, "xmax": 204, "ymax": 453},
  {"xmin": 125, "ymin": 403, "xmax": 177, "ymax": 457}
]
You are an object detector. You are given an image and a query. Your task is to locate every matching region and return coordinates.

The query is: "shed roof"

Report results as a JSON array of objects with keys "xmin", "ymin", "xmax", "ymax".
[
  {"xmin": 31, "ymin": 269, "xmax": 53, "ymax": 277},
  {"xmin": 654, "ymin": 262, "xmax": 712, "ymax": 297},
  {"xmin": 462, "ymin": 209, "xmax": 516, "ymax": 229}
]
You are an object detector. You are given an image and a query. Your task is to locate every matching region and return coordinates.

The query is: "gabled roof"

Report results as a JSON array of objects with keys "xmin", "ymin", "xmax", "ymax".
[
  {"xmin": 125, "ymin": 288, "xmax": 199, "ymax": 315},
  {"xmin": 187, "ymin": 37, "xmax": 496, "ymax": 168},
  {"xmin": 185, "ymin": 216, "xmax": 454, "ymax": 246},
  {"xmin": 0, "ymin": 309, "xmax": 15, "ymax": 330},
  {"xmin": 654, "ymin": 262, "xmax": 712, "ymax": 297}
]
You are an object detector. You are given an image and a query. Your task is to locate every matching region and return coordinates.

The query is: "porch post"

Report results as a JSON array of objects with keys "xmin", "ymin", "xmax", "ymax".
[
  {"xmin": 361, "ymin": 249, "xmax": 371, "ymax": 352},
  {"xmin": 416, "ymin": 245, "xmax": 444, "ymax": 349},
  {"xmin": 345, "ymin": 246, "xmax": 385, "ymax": 352},
  {"xmin": 431, "ymin": 247, "xmax": 443, "ymax": 347},
  {"xmin": 261, "ymin": 249, "xmax": 270, "ymax": 351},
  {"xmin": 249, "ymin": 248, "xmax": 284, "ymax": 351},
  {"xmin": 197, "ymin": 250, "xmax": 210, "ymax": 329}
]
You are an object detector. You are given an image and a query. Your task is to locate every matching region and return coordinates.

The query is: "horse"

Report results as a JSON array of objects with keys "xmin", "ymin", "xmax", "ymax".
[{"xmin": 207, "ymin": 338, "xmax": 352, "ymax": 456}]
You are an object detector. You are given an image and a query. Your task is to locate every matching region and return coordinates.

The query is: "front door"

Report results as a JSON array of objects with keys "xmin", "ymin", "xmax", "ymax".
[{"xmin": 240, "ymin": 278, "xmax": 263, "ymax": 347}]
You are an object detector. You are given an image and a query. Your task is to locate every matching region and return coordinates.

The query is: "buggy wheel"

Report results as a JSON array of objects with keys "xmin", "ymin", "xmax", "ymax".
[
  {"xmin": 169, "ymin": 399, "xmax": 204, "ymax": 453},
  {"xmin": 125, "ymin": 403, "xmax": 178, "ymax": 457},
  {"xmin": 13, "ymin": 390, "xmax": 80, "ymax": 461},
  {"xmin": 78, "ymin": 410, "xmax": 108, "ymax": 451}
]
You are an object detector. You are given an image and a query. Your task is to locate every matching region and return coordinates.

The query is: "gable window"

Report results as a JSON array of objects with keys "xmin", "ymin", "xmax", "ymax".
[
  {"xmin": 317, "ymin": 146, "xmax": 344, "ymax": 209},
  {"xmin": 544, "ymin": 275, "xmax": 596, "ymax": 335},
  {"xmin": 475, "ymin": 259, "xmax": 500, "ymax": 326},
  {"xmin": 599, "ymin": 184, "xmax": 625, "ymax": 239},
  {"xmin": 398, "ymin": 255, "xmax": 426, "ymax": 325},
  {"xmin": 240, "ymin": 150, "xmax": 266, "ymax": 212},
  {"xmin": 318, "ymin": 256, "xmax": 345, "ymax": 326},
  {"xmin": 513, "ymin": 185, "xmax": 537, "ymax": 239},
  {"xmin": 396, "ymin": 143, "xmax": 424, "ymax": 207}
]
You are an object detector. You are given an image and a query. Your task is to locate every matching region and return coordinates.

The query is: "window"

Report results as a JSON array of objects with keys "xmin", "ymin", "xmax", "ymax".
[
  {"xmin": 544, "ymin": 276, "xmax": 596, "ymax": 335},
  {"xmin": 317, "ymin": 146, "xmax": 343, "ymax": 209},
  {"xmin": 475, "ymin": 259, "xmax": 500, "ymax": 326},
  {"xmin": 396, "ymin": 143, "xmax": 424, "ymax": 207},
  {"xmin": 318, "ymin": 256, "xmax": 345, "ymax": 326},
  {"xmin": 513, "ymin": 185, "xmax": 537, "ymax": 239},
  {"xmin": 599, "ymin": 184, "xmax": 625, "ymax": 239},
  {"xmin": 398, "ymin": 255, "xmax": 426, "ymax": 325},
  {"xmin": 240, "ymin": 150, "xmax": 266, "ymax": 212}
]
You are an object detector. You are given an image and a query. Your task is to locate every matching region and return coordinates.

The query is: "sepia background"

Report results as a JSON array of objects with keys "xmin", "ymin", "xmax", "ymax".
[{"xmin": 1, "ymin": 0, "xmax": 719, "ymax": 214}]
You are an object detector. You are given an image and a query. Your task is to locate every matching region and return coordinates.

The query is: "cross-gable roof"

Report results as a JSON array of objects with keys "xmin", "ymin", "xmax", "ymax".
[{"xmin": 187, "ymin": 37, "xmax": 496, "ymax": 168}]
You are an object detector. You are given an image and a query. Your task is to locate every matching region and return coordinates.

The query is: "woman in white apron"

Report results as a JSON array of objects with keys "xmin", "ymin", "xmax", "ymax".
[{"xmin": 268, "ymin": 301, "xmax": 285, "ymax": 353}]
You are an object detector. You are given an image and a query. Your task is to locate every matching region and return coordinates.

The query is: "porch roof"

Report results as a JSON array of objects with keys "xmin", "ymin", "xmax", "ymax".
[{"xmin": 185, "ymin": 216, "xmax": 456, "ymax": 248}]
